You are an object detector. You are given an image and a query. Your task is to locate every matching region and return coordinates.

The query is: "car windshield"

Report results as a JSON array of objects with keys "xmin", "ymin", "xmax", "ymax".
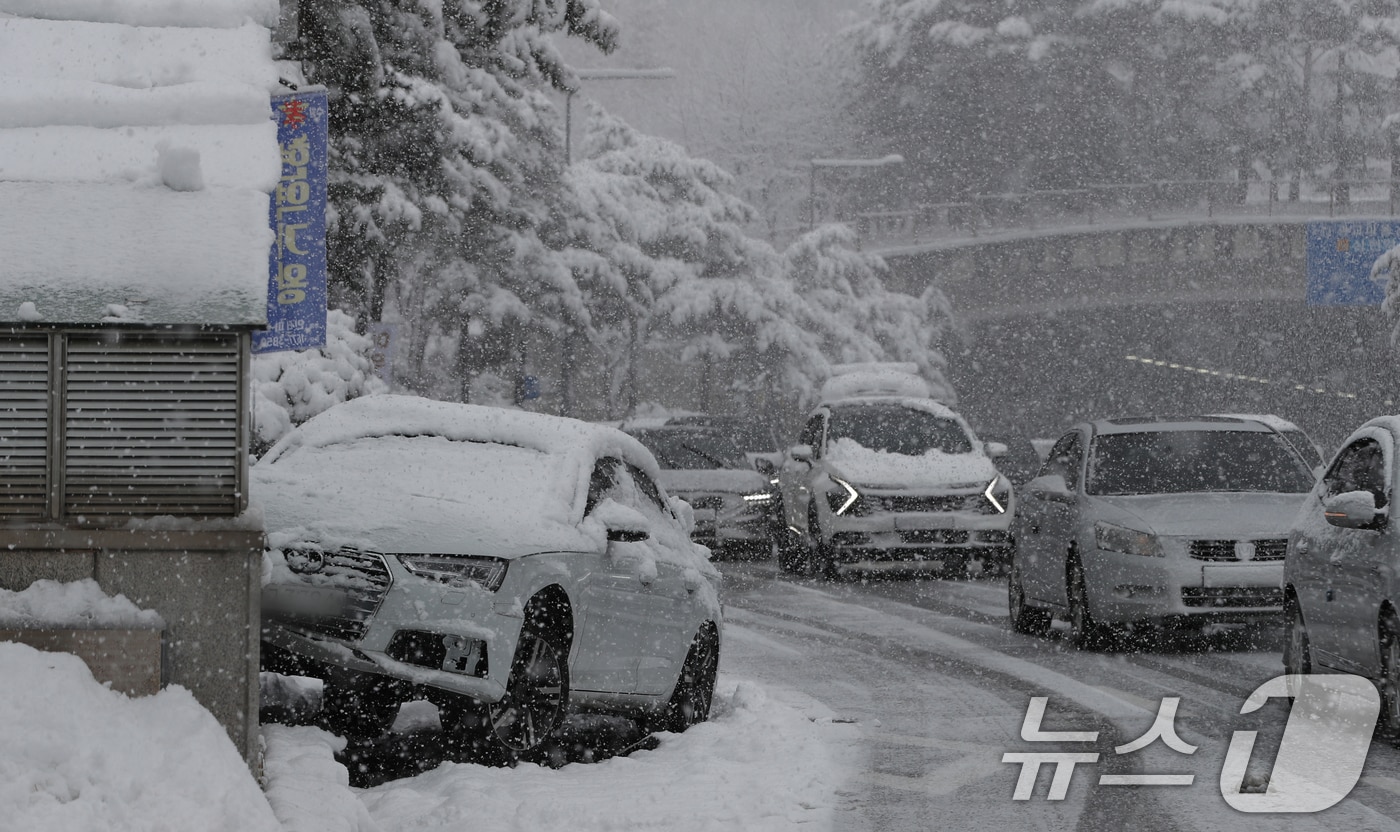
[
  {"xmin": 1086, "ymin": 430, "xmax": 1316, "ymax": 496},
  {"xmin": 827, "ymin": 405, "xmax": 973, "ymax": 456},
  {"xmin": 630, "ymin": 430, "xmax": 746, "ymax": 470}
]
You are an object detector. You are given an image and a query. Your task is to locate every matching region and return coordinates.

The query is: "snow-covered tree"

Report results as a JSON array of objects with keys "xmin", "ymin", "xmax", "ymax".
[
  {"xmin": 251, "ymin": 309, "xmax": 389, "ymax": 453},
  {"xmin": 292, "ymin": 0, "xmax": 618, "ymax": 401},
  {"xmin": 782, "ymin": 224, "xmax": 957, "ymax": 405}
]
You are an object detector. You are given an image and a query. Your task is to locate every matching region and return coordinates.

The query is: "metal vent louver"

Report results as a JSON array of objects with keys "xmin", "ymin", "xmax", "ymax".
[
  {"xmin": 63, "ymin": 333, "xmax": 240, "ymax": 517},
  {"xmin": 0, "ymin": 336, "xmax": 50, "ymax": 518}
]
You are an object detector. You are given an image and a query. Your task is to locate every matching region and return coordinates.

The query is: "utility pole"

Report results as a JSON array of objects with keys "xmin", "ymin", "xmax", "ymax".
[{"xmin": 564, "ymin": 67, "xmax": 675, "ymax": 166}]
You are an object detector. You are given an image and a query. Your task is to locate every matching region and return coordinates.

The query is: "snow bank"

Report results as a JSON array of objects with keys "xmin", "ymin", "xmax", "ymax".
[
  {"xmin": 0, "ymin": 0, "xmax": 279, "ymax": 28},
  {"xmin": 0, "ymin": 579, "xmax": 163, "ymax": 629},
  {"xmin": 261, "ymin": 676, "xmax": 854, "ymax": 832},
  {"xmin": 0, "ymin": 641, "xmax": 280, "ymax": 832}
]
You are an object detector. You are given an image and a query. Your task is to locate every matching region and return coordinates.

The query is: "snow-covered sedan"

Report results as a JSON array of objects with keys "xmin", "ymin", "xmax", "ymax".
[
  {"xmin": 1009, "ymin": 416, "xmax": 1315, "ymax": 648},
  {"xmin": 774, "ymin": 394, "xmax": 1014, "ymax": 578},
  {"xmin": 254, "ymin": 395, "xmax": 722, "ymax": 761}
]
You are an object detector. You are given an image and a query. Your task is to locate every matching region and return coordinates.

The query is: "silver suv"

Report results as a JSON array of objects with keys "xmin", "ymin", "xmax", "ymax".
[{"xmin": 774, "ymin": 394, "xmax": 1013, "ymax": 578}]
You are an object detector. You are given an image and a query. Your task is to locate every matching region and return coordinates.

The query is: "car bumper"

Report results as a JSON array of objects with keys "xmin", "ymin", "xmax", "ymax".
[
  {"xmin": 262, "ymin": 556, "xmax": 521, "ymax": 703},
  {"xmin": 825, "ymin": 510, "xmax": 1012, "ymax": 560},
  {"xmin": 1087, "ymin": 549, "xmax": 1284, "ymax": 624}
]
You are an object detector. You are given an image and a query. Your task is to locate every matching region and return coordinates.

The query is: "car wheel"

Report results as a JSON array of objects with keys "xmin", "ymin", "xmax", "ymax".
[
  {"xmin": 443, "ymin": 619, "xmax": 570, "ymax": 764},
  {"xmin": 806, "ymin": 506, "xmax": 836, "ymax": 581},
  {"xmin": 320, "ymin": 676, "xmax": 401, "ymax": 742},
  {"xmin": 1380, "ymin": 615, "xmax": 1400, "ymax": 737},
  {"xmin": 1009, "ymin": 564, "xmax": 1051, "ymax": 636},
  {"xmin": 1282, "ymin": 597, "xmax": 1312, "ymax": 700},
  {"xmin": 1066, "ymin": 557, "xmax": 1112, "ymax": 650},
  {"xmin": 776, "ymin": 525, "xmax": 803, "ymax": 574},
  {"xmin": 650, "ymin": 628, "xmax": 720, "ymax": 734}
]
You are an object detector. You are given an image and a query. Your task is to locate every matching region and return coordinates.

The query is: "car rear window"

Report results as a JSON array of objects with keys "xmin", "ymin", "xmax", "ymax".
[
  {"xmin": 1086, "ymin": 430, "xmax": 1315, "ymax": 496},
  {"xmin": 827, "ymin": 405, "xmax": 973, "ymax": 456}
]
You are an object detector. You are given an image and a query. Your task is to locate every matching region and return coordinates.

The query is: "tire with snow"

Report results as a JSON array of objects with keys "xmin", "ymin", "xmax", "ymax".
[
  {"xmin": 442, "ymin": 619, "xmax": 570, "ymax": 765},
  {"xmin": 651, "ymin": 628, "xmax": 719, "ymax": 734},
  {"xmin": 1009, "ymin": 563, "xmax": 1051, "ymax": 636}
]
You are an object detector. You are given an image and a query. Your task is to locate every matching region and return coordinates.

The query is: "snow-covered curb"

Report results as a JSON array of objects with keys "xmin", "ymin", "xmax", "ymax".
[{"xmin": 263, "ymin": 676, "xmax": 858, "ymax": 832}]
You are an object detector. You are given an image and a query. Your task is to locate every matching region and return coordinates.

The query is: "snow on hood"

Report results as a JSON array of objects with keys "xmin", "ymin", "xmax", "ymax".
[
  {"xmin": 658, "ymin": 468, "xmax": 768, "ymax": 494},
  {"xmin": 826, "ymin": 438, "xmax": 998, "ymax": 490},
  {"xmin": 1089, "ymin": 492, "xmax": 1309, "ymax": 538},
  {"xmin": 254, "ymin": 395, "xmax": 661, "ymax": 558}
]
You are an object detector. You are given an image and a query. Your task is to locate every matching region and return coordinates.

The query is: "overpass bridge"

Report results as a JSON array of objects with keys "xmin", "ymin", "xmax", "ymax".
[{"xmin": 871, "ymin": 211, "xmax": 1400, "ymax": 453}]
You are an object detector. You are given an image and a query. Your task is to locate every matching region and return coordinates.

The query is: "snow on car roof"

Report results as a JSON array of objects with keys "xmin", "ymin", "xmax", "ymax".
[
  {"xmin": 825, "ymin": 395, "xmax": 961, "ymax": 420},
  {"xmin": 1093, "ymin": 416, "xmax": 1273, "ymax": 435},
  {"xmin": 254, "ymin": 395, "xmax": 662, "ymax": 557},
  {"xmin": 819, "ymin": 363, "xmax": 934, "ymax": 402},
  {"xmin": 1209, "ymin": 413, "xmax": 1303, "ymax": 431}
]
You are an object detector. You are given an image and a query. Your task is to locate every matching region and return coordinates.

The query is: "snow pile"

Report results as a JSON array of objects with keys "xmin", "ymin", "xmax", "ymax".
[
  {"xmin": 262, "ymin": 726, "xmax": 378, "ymax": 832},
  {"xmin": 0, "ymin": 641, "xmax": 280, "ymax": 832},
  {"xmin": 0, "ymin": 579, "xmax": 163, "ymax": 629},
  {"xmin": 251, "ymin": 309, "xmax": 390, "ymax": 451},
  {"xmin": 261, "ymin": 676, "xmax": 853, "ymax": 832}
]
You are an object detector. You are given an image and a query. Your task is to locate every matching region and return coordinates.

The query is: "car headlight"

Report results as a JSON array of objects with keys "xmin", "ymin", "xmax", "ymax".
[
  {"xmin": 398, "ymin": 555, "xmax": 509, "ymax": 591},
  {"xmin": 827, "ymin": 476, "xmax": 868, "ymax": 516},
  {"xmin": 973, "ymin": 476, "xmax": 1010, "ymax": 514},
  {"xmin": 743, "ymin": 492, "xmax": 774, "ymax": 503},
  {"xmin": 1094, "ymin": 522, "xmax": 1163, "ymax": 557}
]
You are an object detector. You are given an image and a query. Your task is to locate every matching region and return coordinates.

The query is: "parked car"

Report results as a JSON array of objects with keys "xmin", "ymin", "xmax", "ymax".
[
  {"xmin": 1211, "ymin": 412, "xmax": 1326, "ymax": 469},
  {"xmin": 254, "ymin": 395, "xmax": 723, "ymax": 760},
  {"xmin": 774, "ymin": 386, "xmax": 1014, "ymax": 579},
  {"xmin": 1009, "ymin": 416, "xmax": 1315, "ymax": 647},
  {"xmin": 626, "ymin": 424, "xmax": 773, "ymax": 559},
  {"xmin": 1284, "ymin": 415, "xmax": 1400, "ymax": 734}
]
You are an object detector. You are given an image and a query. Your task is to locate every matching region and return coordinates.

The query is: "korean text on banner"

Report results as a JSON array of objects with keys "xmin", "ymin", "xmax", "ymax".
[{"xmin": 254, "ymin": 89, "xmax": 329, "ymax": 353}]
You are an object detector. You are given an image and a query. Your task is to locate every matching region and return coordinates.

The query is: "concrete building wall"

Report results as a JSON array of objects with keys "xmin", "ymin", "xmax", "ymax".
[{"xmin": 0, "ymin": 527, "xmax": 263, "ymax": 765}]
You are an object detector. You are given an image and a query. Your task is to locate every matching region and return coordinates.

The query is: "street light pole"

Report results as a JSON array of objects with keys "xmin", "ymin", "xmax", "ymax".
[
  {"xmin": 564, "ymin": 67, "xmax": 675, "ymax": 165},
  {"xmin": 806, "ymin": 154, "xmax": 905, "ymax": 231}
]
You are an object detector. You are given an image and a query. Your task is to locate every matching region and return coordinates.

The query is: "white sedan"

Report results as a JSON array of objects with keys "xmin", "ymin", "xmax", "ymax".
[
  {"xmin": 1010, "ymin": 416, "xmax": 1315, "ymax": 647},
  {"xmin": 254, "ymin": 395, "xmax": 722, "ymax": 761}
]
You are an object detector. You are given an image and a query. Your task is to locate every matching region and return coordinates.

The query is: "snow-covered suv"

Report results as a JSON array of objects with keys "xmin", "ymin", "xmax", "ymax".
[{"xmin": 774, "ymin": 389, "xmax": 1014, "ymax": 579}]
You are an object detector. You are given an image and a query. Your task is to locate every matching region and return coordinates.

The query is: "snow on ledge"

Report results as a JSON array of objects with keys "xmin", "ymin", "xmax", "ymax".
[
  {"xmin": 0, "ymin": 579, "xmax": 164, "ymax": 629},
  {"xmin": 0, "ymin": 0, "xmax": 280, "ymax": 28}
]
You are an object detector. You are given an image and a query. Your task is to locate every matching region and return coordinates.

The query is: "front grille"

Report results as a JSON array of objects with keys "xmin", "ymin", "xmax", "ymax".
[
  {"xmin": 1180, "ymin": 586, "xmax": 1283, "ymax": 608},
  {"xmin": 1189, "ymin": 538, "xmax": 1287, "ymax": 562},
  {"xmin": 899, "ymin": 529, "xmax": 969, "ymax": 545},
  {"xmin": 268, "ymin": 548, "xmax": 392, "ymax": 642},
  {"xmin": 879, "ymin": 494, "xmax": 966, "ymax": 513}
]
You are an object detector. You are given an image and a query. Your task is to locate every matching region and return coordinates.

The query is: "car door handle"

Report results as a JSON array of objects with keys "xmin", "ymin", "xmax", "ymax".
[{"xmin": 684, "ymin": 572, "xmax": 702, "ymax": 593}]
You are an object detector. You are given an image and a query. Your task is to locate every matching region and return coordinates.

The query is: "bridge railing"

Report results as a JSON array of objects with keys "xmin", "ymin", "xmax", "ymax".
[{"xmin": 839, "ymin": 178, "xmax": 1400, "ymax": 251}]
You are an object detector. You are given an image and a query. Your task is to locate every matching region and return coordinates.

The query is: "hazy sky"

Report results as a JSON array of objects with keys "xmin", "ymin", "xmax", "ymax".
[{"xmin": 561, "ymin": 0, "xmax": 862, "ymax": 154}]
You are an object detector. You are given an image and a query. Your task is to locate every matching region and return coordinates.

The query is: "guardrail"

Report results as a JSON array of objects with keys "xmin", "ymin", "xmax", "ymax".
[{"xmin": 824, "ymin": 178, "xmax": 1400, "ymax": 251}]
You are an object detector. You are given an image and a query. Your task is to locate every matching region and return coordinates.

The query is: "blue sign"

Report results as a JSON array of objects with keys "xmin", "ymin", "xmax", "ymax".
[
  {"xmin": 253, "ymin": 88, "xmax": 329, "ymax": 353},
  {"xmin": 1305, "ymin": 220, "xmax": 1398, "ymax": 306}
]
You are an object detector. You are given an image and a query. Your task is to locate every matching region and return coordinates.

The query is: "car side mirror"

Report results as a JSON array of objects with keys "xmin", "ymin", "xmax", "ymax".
[
  {"xmin": 1026, "ymin": 473, "xmax": 1073, "ymax": 501},
  {"xmin": 1323, "ymin": 490, "xmax": 1388, "ymax": 531},
  {"xmin": 985, "ymin": 441, "xmax": 1008, "ymax": 459},
  {"xmin": 789, "ymin": 444, "xmax": 813, "ymax": 464},
  {"xmin": 754, "ymin": 457, "xmax": 776, "ymax": 477}
]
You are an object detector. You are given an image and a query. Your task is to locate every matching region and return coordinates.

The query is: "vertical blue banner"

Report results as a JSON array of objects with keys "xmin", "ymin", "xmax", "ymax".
[
  {"xmin": 1305, "ymin": 220, "xmax": 1399, "ymax": 307},
  {"xmin": 253, "ymin": 88, "xmax": 329, "ymax": 353}
]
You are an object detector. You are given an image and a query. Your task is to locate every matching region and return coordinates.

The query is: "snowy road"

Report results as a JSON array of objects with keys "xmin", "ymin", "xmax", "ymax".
[{"xmin": 717, "ymin": 561, "xmax": 1400, "ymax": 831}]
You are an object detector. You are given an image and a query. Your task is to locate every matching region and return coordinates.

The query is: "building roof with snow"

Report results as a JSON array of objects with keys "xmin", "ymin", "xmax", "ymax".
[{"xmin": 0, "ymin": 0, "xmax": 282, "ymax": 326}]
